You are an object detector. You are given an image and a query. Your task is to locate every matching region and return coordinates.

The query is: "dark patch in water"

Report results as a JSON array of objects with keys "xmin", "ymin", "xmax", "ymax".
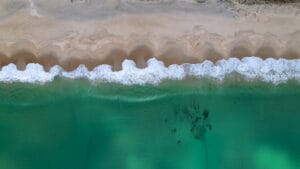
[
  {"xmin": 203, "ymin": 109, "xmax": 209, "ymax": 120},
  {"xmin": 174, "ymin": 102, "xmax": 212, "ymax": 140},
  {"xmin": 164, "ymin": 118, "xmax": 168, "ymax": 123},
  {"xmin": 177, "ymin": 140, "xmax": 181, "ymax": 144}
]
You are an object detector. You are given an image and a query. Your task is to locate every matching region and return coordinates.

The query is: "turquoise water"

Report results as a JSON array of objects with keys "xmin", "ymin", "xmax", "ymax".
[{"xmin": 0, "ymin": 79, "xmax": 300, "ymax": 169}]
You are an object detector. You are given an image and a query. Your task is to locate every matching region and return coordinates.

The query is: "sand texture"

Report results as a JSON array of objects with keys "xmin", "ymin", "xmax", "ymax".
[{"xmin": 0, "ymin": 0, "xmax": 300, "ymax": 70}]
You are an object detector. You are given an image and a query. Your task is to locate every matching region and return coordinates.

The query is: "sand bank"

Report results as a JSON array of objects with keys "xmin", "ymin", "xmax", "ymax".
[{"xmin": 0, "ymin": 0, "xmax": 300, "ymax": 71}]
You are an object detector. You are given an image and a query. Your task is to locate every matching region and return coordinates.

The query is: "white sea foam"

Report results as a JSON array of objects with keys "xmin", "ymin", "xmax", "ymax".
[{"xmin": 0, "ymin": 57, "xmax": 299, "ymax": 85}]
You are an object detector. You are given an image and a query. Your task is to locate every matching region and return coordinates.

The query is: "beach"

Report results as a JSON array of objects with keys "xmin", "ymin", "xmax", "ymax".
[
  {"xmin": 0, "ymin": 1, "xmax": 300, "ymax": 169},
  {"xmin": 0, "ymin": 0, "xmax": 300, "ymax": 71}
]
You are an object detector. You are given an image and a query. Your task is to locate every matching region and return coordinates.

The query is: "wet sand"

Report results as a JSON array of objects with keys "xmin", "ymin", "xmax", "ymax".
[{"xmin": 0, "ymin": 0, "xmax": 300, "ymax": 71}]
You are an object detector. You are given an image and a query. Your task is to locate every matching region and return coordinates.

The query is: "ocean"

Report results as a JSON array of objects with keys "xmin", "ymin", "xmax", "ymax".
[{"xmin": 0, "ymin": 78, "xmax": 299, "ymax": 169}]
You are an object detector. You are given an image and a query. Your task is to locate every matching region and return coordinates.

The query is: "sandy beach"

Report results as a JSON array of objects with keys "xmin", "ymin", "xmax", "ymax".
[
  {"xmin": 1, "ymin": 3, "xmax": 300, "ymax": 169},
  {"xmin": 0, "ymin": 0, "xmax": 300, "ymax": 70}
]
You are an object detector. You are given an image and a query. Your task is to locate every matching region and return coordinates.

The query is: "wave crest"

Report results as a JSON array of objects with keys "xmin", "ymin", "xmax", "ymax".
[{"xmin": 0, "ymin": 57, "xmax": 299, "ymax": 85}]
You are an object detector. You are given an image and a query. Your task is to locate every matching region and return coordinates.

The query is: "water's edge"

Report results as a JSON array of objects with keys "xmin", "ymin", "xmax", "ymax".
[{"xmin": 0, "ymin": 57, "xmax": 299, "ymax": 85}]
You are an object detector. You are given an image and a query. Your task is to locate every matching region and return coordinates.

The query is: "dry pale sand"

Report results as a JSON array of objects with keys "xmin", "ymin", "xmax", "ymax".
[{"xmin": 0, "ymin": 0, "xmax": 300, "ymax": 70}]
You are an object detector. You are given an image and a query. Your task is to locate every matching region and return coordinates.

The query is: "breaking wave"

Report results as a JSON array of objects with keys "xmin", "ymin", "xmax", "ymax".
[{"xmin": 0, "ymin": 57, "xmax": 299, "ymax": 85}]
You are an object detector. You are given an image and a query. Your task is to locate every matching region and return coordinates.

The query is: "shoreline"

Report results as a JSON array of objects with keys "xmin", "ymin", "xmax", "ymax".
[{"xmin": 0, "ymin": 56, "xmax": 299, "ymax": 85}]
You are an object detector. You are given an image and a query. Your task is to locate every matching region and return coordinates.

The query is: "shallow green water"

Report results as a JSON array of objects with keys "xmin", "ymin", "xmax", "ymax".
[{"xmin": 0, "ymin": 79, "xmax": 300, "ymax": 169}]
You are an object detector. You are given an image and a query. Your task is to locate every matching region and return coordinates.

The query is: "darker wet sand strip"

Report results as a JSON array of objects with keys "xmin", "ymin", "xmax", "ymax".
[{"xmin": 0, "ymin": 44, "xmax": 299, "ymax": 72}]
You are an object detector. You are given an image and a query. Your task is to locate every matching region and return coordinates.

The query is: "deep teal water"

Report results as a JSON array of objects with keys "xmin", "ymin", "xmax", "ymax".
[{"xmin": 0, "ymin": 79, "xmax": 299, "ymax": 169}]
